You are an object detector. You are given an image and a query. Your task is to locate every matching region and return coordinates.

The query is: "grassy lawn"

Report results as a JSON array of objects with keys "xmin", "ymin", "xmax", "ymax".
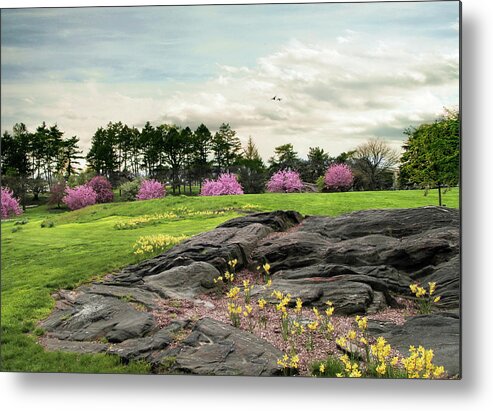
[{"xmin": 0, "ymin": 188, "xmax": 459, "ymax": 373}]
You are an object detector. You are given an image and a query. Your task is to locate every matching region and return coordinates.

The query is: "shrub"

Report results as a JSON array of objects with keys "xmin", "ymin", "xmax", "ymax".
[
  {"xmin": 63, "ymin": 185, "xmax": 97, "ymax": 210},
  {"xmin": 200, "ymin": 173, "xmax": 244, "ymax": 196},
  {"xmin": 1, "ymin": 187, "xmax": 23, "ymax": 219},
  {"xmin": 136, "ymin": 179, "xmax": 166, "ymax": 200},
  {"xmin": 40, "ymin": 220, "xmax": 55, "ymax": 228},
  {"xmin": 119, "ymin": 179, "xmax": 141, "ymax": 202},
  {"xmin": 87, "ymin": 176, "xmax": 114, "ymax": 203},
  {"xmin": 324, "ymin": 164, "xmax": 354, "ymax": 191},
  {"xmin": 316, "ymin": 175, "xmax": 326, "ymax": 193},
  {"xmin": 266, "ymin": 170, "xmax": 303, "ymax": 193},
  {"xmin": 48, "ymin": 179, "xmax": 67, "ymax": 208}
]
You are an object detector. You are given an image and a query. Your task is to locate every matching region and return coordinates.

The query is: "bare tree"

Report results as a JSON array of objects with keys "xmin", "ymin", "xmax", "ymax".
[{"xmin": 352, "ymin": 138, "xmax": 399, "ymax": 191}]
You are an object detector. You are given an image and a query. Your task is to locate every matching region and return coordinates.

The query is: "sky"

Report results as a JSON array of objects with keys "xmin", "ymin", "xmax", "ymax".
[{"xmin": 0, "ymin": 1, "xmax": 460, "ymax": 162}]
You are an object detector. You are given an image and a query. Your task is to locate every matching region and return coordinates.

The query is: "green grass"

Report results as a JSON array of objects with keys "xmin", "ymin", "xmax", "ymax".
[{"xmin": 0, "ymin": 188, "xmax": 458, "ymax": 373}]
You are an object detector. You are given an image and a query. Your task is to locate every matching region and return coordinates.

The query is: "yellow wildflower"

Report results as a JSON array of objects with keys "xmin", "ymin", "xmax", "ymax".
[
  {"xmin": 428, "ymin": 282, "xmax": 436, "ymax": 296},
  {"xmin": 325, "ymin": 306, "xmax": 335, "ymax": 317},
  {"xmin": 434, "ymin": 296, "xmax": 441, "ymax": 303},
  {"xmin": 258, "ymin": 298, "xmax": 267, "ymax": 309},
  {"xmin": 307, "ymin": 321, "xmax": 319, "ymax": 331},
  {"xmin": 243, "ymin": 304, "xmax": 253, "ymax": 317},
  {"xmin": 263, "ymin": 262, "xmax": 271, "ymax": 273},
  {"xmin": 376, "ymin": 362, "xmax": 386, "ymax": 376},
  {"xmin": 347, "ymin": 330, "xmax": 357, "ymax": 340},
  {"xmin": 226, "ymin": 287, "xmax": 240, "ymax": 299},
  {"xmin": 355, "ymin": 315, "xmax": 368, "ymax": 331},
  {"xmin": 295, "ymin": 298, "xmax": 303, "ymax": 314},
  {"xmin": 319, "ymin": 364, "xmax": 325, "ymax": 373},
  {"xmin": 336, "ymin": 336, "xmax": 347, "ymax": 348}
]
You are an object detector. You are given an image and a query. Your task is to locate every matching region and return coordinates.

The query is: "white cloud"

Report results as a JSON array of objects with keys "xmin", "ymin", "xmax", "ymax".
[{"xmin": 1, "ymin": 34, "xmax": 458, "ymax": 161}]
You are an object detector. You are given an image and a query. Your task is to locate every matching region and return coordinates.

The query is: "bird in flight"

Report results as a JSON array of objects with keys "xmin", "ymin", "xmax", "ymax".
[
  {"xmin": 271, "ymin": 96, "xmax": 277, "ymax": 100},
  {"xmin": 271, "ymin": 96, "xmax": 282, "ymax": 101}
]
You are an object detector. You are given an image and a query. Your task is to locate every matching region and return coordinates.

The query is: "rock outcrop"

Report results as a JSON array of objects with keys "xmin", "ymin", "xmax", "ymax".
[{"xmin": 39, "ymin": 207, "xmax": 460, "ymax": 376}]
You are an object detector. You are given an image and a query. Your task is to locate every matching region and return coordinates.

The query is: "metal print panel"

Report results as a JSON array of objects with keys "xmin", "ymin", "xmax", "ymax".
[{"xmin": 0, "ymin": 0, "xmax": 461, "ymax": 379}]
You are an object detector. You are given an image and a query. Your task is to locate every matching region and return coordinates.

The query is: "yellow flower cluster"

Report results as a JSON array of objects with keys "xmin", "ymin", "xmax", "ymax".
[
  {"xmin": 228, "ymin": 259, "xmax": 238, "ymax": 269},
  {"xmin": 243, "ymin": 279, "xmax": 253, "ymax": 304},
  {"xmin": 401, "ymin": 346, "xmax": 445, "ymax": 379},
  {"xmin": 227, "ymin": 302, "xmax": 242, "ymax": 328},
  {"xmin": 336, "ymin": 336, "xmax": 347, "ymax": 349},
  {"xmin": 410, "ymin": 283, "xmax": 427, "ymax": 298},
  {"xmin": 257, "ymin": 298, "xmax": 267, "ymax": 309},
  {"xmin": 307, "ymin": 321, "xmax": 319, "ymax": 332},
  {"xmin": 337, "ymin": 354, "xmax": 362, "ymax": 378},
  {"xmin": 370, "ymin": 336, "xmax": 392, "ymax": 364},
  {"xmin": 115, "ymin": 213, "xmax": 179, "ymax": 230},
  {"xmin": 133, "ymin": 234, "xmax": 188, "ymax": 256},
  {"xmin": 370, "ymin": 336, "xmax": 393, "ymax": 377},
  {"xmin": 226, "ymin": 286, "xmax": 240, "ymax": 300},
  {"xmin": 277, "ymin": 353, "xmax": 300, "ymax": 370},
  {"xmin": 243, "ymin": 304, "xmax": 253, "ymax": 317},
  {"xmin": 291, "ymin": 320, "xmax": 305, "ymax": 336},
  {"xmin": 355, "ymin": 315, "xmax": 368, "ymax": 331},
  {"xmin": 272, "ymin": 290, "xmax": 291, "ymax": 316},
  {"xmin": 294, "ymin": 298, "xmax": 303, "ymax": 314},
  {"xmin": 410, "ymin": 281, "xmax": 442, "ymax": 314}
]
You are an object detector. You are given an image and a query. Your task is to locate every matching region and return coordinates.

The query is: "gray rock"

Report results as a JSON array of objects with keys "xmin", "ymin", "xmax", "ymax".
[
  {"xmin": 38, "ymin": 208, "xmax": 460, "ymax": 376},
  {"xmin": 415, "ymin": 256, "xmax": 460, "ymax": 309},
  {"xmin": 172, "ymin": 317, "xmax": 283, "ymax": 376},
  {"xmin": 251, "ymin": 231, "xmax": 331, "ymax": 272},
  {"xmin": 300, "ymin": 207, "xmax": 459, "ymax": 240},
  {"xmin": 41, "ymin": 293, "xmax": 156, "ymax": 343},
  {"xmin": 143, "ymin": 261, "xmax": 221, "ymax": 299},
  {"xmin": 253, "ymin": 278, "xmax": 374, "ymax": 315}
]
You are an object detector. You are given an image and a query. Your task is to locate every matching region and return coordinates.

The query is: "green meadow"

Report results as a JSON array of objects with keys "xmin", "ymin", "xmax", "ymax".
[{"xmin": 0, "ymin": 189, "xmax": 459, "ymax": 373}]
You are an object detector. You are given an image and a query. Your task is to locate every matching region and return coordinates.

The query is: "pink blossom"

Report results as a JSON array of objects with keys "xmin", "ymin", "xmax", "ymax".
[
  {"xmin": 200, "ymin": 173, "xmax": 244, "ymax": 196},
  {"xmin": 1, "ymin": 187, "xmax": 23, "ymax": 219},
  {"xmin": 87, "ymin": 176, "xmax": 114, "ymax": 203},
  {"xmin": 266, "ymin": 170, "xmax": 303, "ymax": 193},
  {"xmin": 63, "ymin": 185, "xmax": 98, "ymax": 210},
  {"xmin": 324, "ymin": 164, "xmax": 354, "ymax": 191},
  {"xmin": 136, "ymin": 179, "xmax": 166, "ymax": 200}
]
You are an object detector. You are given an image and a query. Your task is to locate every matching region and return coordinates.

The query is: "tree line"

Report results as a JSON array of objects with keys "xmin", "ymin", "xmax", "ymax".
[{"xmin": 0, "ymin": 108, "xmax": 459, "ymax": 204}]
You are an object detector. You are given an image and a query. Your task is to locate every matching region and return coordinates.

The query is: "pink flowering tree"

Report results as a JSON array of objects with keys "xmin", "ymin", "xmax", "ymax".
[
  {"xmin": 136, "ymin": 179, "xmax": 166, "ymax": 200},
  {"xmin": 266, "ymin": 170, "xmax": 303, "ymax": 193},
  {"xmin": 1, "ymin": 187, "xmax": 23, "ymax": 219},
  {"xmin": 63, "ymin": 185, "xmax": 98, "ymax": 210},
  {"xmin": 87, "ymin": 176, "xmax": 114, "ymax": 203},
  {"xmin": 324, "ymin": 164, "xmax": 354, "ymax": 191},
  {"xmin": 200, "ymin": 173, "xmax": 244, "ymax": 196}
]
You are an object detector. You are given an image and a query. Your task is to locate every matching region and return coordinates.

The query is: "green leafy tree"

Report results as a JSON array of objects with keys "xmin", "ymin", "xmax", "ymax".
[
  {"xmin": 237, "ymin": 136, "xmax": 267, "ymax": 193},
  {"xmin": 268, "ymin": 143, "xmax": 301, "ymax": 173},
  {"xmin": 211, "ymin": 123, "xmax": 242, "ymax": 174},
  {"xmin": 192, "ymin": 124, "xmax": 212, "ymax": 189},
  {"xmin": 180, "ymin": 126, "xmax": 195, "ymax": 193},
  {"xmin": 160, "ymin": 124, "xmax": 186, "ymax": 194},
  {"xmin": 399, "ymin": 108, "xmax": 460, "ymax": 205},
  {"xmin": 86, "ymin": 126, "xmax": 118, "ymax": 178},
  {"xmin": 302, "ymin": 147, "xmax": 330, "ymax": 183}
]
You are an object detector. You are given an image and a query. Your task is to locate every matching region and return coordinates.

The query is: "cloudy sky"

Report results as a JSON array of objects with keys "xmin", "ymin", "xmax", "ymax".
[{"xmin": 1, "ymin": 1, "xmax": 460, "ymax": 161}]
